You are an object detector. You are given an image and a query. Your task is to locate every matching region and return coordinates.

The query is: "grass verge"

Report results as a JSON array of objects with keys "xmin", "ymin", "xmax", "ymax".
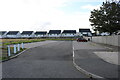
[
  {"xmin": 1, "ymin": 38, "xmax": 76, "ymax": 45},
  {"xmin": 2, "ymin": 39, "xmax": 45, "ymax": 45}
]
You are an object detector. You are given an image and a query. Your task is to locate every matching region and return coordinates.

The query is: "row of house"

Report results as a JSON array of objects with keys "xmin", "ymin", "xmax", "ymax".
[{"xmin": 0, "ymin": 29, "xmax": 92, "ymax": 38}]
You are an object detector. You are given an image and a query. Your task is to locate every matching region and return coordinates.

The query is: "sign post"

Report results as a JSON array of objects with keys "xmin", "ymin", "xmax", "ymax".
[
  {"xmin": 14, "ymin": 45, "xmax": 16, "ymax": 53},
  {"xmin": 17, "ymin": 44, "xmax": 20, "ymax": 51},
  {"xmin": 21, "ymin": 43, "xmax": 24, "ymax": 49},
  {"xmin": 7, "ymin": 45, "xmax": 11, "ymax": 56}
]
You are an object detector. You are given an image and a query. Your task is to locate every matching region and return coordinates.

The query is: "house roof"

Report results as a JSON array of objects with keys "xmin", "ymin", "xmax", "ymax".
[
  {"xmin": 7, "ymin": 31, "xmax": 19, "ymax": 35},
  {"xmin": 48, "ymin": 30, "xmax": 61, "ymax": 34},
  {"xmin": 35, "ymin": 31, "xmax": 47, "ymax": 35},
  {"xmin": 0, "ymin": 31, "xmax": 7, "ymax": 35},
  {"xmin": 79, "ymin": 29, "xmax": 91, "ymax": 32},
  {"xmin": 21, "ymin": 31, "xmax": 33, "ymax": 35},
  {"xmin": 62, "ymin": 30, "xmax": 76, "ymax": 34}
]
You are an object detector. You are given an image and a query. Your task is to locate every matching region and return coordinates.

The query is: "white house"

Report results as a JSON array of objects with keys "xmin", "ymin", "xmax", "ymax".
[
  {"xmin": 79, "ymin": 28, "xmax": 92, "ymax": 37},
  {"xmin": 6, "ymin": 31, "xmax": 21, "ymax": 38},
  {"xmin": 79, "ymin": 28, "xmax": 92, "ymax": 41},
  {"xmin": 61, "ymin": 30, "xmax": 76, "ymax": 37},
  {"xmin": 34, "ymin": 31, "xmax": 47, "ymax": 38},
  {"xmin": 21, "ymin": 31, "xmax": 34, "ymax": 38},
  {"xmin": 0, "ymin": 31, "xmax": 7, "ymax": 38},
  {"xmin": 48, "ymin": 30, "xmax": 61, "ymax": 37}
]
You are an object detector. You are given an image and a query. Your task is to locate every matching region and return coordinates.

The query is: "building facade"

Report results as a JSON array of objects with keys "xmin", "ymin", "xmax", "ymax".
[
  {"xmin": 6, "ymin": 31, "xmax": 21, "ymax": 38},
  {"xmin": 34, "ymin": 31, "xmax": 47, "ymax": 38},
  {"xmin": 61, "ymin": 30, "xmax": 76, "ymax": 37},
  {"xmin": 79, "ymin": 28, "xmax": 92, "ymax": 37},
  {"xmin": 48, "ymin": 30, "xmax": 61, "ymax": 37},
  {"xmin": 21, "ymin": 31, "xmax": 34, "ymax": 38}
]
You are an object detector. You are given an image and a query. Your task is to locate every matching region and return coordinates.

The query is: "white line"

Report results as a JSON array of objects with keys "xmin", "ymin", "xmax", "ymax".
[
  {"xmin": 72, "ymin": 41, "xmax": 105, "ymax": 79},
  {"xmin": 73, "ymin": 45, "xmax": 75, "ymax": 58}
]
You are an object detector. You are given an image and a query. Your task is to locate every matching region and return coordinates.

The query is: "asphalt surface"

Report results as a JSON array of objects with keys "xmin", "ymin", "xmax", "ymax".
[
  {"xmin": 2, "ymin": 41, "xmax": 88, "ymax": 78},
  {"xmin": 73, "ymin": 41, "xmax": 119, "ymax": 79}
]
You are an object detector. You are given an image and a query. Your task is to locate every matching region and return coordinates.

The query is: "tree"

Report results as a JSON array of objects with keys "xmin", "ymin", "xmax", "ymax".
[{"xmin": 89, "ymin": 0, "xmax": 120, "ymax": 35}]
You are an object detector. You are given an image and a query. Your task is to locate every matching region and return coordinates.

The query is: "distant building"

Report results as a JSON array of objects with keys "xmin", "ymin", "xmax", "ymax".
[
  {"xmin": 34, "ymin": 31, "xmax": 47, "ymax": 38},
  {"xmin": 0, "ymin": 31, "xmax": 7, "ymax": 38},
  {"xmin": 62, "ymin": 30, "xmax": 76, "ymax": 37},
  {"xmin": 79, "ymin": 28, "xmax": 92, "ymax": 37},
  {"xmin": 21, "ymin": 31, "xmax": 34, "ymax": 38},
  {"xmin": 6, "ymin": 31, "xmax": 21, "ymax": 38},
  {"xmin": 48, "ymin": 30, "xmax": 61, "ymax": 37}
]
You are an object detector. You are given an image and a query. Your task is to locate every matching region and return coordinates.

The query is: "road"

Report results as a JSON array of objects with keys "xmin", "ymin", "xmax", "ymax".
[{"xmin": 2, "ymin": 41, "xmax": 88, "ymax": 78}]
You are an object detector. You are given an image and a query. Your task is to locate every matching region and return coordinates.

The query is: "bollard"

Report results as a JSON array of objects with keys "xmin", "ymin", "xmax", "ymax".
[
  {"xmin": 14, "ymin": 45, "xmax": 17, "ymax": 53},
  {"xmin": 21, "ymin": 43, "xmax": 24, "ymax": 49},
  {"xmin": 7, "ymin": 45, "xmax": 11, "ymax": 56},
  {"xmin": 17, "ymin": 44, "xmax": 20, "ymax": 51}
]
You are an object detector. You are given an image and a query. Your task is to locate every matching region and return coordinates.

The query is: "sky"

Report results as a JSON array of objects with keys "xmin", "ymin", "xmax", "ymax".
[{"xmin": 0, "ymin": 0, "xmax": 106, "ymax": 32}]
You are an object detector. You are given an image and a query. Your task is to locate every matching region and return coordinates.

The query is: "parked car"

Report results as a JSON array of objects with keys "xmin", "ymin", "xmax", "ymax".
[{"xmin": 76, "ymin": 37, "xmax": 87, "ymax": 42}]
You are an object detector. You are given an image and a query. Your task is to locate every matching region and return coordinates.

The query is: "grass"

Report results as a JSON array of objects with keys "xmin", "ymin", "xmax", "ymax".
[
  {"xmin": 1, "ymin": 39, "xmax": 46, "ymax": 45},
  {"xmin": 1, "ymin": 38, "xmax": 76, "ymax": 45}
]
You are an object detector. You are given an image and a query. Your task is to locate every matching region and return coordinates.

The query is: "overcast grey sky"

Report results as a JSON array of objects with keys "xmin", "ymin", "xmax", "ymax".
[{"xmin": 0, "ymin": 0, "xmax": 106, "ymax": 32}]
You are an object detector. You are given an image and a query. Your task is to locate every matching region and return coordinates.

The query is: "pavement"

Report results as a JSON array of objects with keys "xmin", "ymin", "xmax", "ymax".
[
  {"xmin": 92, "ymin": 42, "xmax": 120, "ymax": 65},
  {"xmin": 94, "ymin": 52, "xmax": 118, "ymax": 65},
  {"xmin": 73, "ymin": 41, "xmax": 119, "ymax": 79},
  {"xmin": 2, "ymin": 41, "xmax": 88, "ymax": 78}
]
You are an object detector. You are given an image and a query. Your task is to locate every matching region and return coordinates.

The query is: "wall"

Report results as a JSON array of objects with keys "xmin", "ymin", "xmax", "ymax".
[
  {"xmin": 61, "ymin": 34, "xmax": 75, "ymax": 37},
  {"xmin": 92, "ymin": 35, "xmax": 120, "ymax": 47},
  {"xmin": 35, "ymin": 35, "xmax": 44, "ymax": 37},
  {"xmin": 48, "ymin": 34, "xmax": 61, "ymax": 37}
]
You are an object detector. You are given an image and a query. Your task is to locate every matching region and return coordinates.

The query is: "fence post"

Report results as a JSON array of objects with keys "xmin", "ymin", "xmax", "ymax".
[
  {"xmin": 17, "ymin": 44, "xmax": 20, "ymax": 51},
  {"xmin": 21, "ymin": 43, "xmax": 24, "ymax": 49},
  {"xmin": 14, "ymin": 45, "xmax": 17, "ymax": 53},
  {"xmin": 7, "ymin": 45, "xmax": 11, "ymax": 56}
]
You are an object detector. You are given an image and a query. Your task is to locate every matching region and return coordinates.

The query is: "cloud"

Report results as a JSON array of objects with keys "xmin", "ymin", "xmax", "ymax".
[
  {"xmin": 68, "ymin": 0, "xmax": 105, "ymax": 2},
  {"xmin": 0, "ymin": 0, "xmax": 101, "ymax": 32},
  {"xmin": 0, "ymin": 0, "xmax": 69, "ymax": 31},
  {"xmin": 81, "ymin": 4, "xmax": 101, "ymax": 10}
]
